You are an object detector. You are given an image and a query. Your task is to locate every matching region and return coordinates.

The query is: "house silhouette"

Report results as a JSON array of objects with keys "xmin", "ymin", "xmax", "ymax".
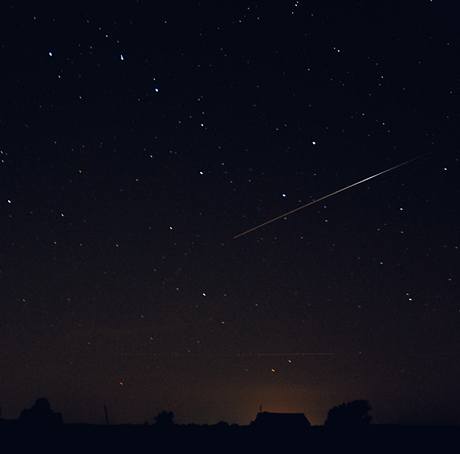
[{"xmin": 251, "ymin": 411, "xmax": 311, "ymax": 432}]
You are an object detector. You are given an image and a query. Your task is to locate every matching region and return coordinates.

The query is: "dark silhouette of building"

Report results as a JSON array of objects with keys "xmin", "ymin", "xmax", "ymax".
[
  {"xmin": 19, "ymin": 398, "xmax": 63, "ymax": 426},
  {"xmin": 251, "ymin": 411, "xmax": 311, "ymax": 432}
]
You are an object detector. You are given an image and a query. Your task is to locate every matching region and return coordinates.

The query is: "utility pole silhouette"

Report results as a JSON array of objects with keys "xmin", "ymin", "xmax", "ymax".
[{"xmin": 103, "ymin": 404, "xmax": 110, "ymax": 425}]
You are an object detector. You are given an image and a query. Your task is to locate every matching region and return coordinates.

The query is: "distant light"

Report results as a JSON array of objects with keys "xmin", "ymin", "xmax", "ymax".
[
  {"xmin": 120, "ymin": 54, "xmax": 124, "ymax": 61},
  {"xmin": 312, "ymin": 140, "xmax": 316, "ymax": 145},
  {"xmin": 48, "ymin": 51, "xmax": 53, "ymax": 57}
]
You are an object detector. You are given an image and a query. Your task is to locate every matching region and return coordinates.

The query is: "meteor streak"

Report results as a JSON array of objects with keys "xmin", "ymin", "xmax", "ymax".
[{"xmin": 233, "ymin": 154, "xmax": 427, "ymax": 239}]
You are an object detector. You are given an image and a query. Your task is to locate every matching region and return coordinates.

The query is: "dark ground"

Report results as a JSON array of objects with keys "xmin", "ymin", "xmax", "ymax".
[{"xmin": 1, "ymin": 422, "xmax": 459, "ymax": 453}]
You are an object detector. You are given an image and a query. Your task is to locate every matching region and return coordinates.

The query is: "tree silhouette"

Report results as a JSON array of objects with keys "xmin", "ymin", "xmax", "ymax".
[
  {"xmin": 325, "ymin": 400, "xmax": 372, "ymax": 427},
  {"xmin": 154, "ymin": 410, "xmax": 175, "ymax": 427},
  {"xmin": 19, "ymin": 398, "xmax": 63, "ymax": 426}
]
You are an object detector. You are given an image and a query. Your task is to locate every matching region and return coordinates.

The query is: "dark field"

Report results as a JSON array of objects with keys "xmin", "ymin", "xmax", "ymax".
[{"xmin": 1, "ymin": 422, "xmax": 459, "ymax": 453}]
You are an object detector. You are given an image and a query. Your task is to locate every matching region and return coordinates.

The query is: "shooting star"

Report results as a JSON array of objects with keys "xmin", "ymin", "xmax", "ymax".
[{"xmin": 233, "ymin": 153, "xmax": 428, "ymax": 239}]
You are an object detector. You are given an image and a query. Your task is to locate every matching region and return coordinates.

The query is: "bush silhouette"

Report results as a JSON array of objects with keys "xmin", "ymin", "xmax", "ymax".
[
  {"xmin": 19, "ymin": 398, "xmax": 63, "ymax": 426},
  {"xmin": 154, "ymin": 410, "xmax": 175, "ymax": 427},
  {"xmin": 325, "ymin": 400, "xmax": 372, "ymax": 427}
]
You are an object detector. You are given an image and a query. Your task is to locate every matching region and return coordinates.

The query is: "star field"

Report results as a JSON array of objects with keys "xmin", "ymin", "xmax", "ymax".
[{"xmin": 0, "ymin": 1, "xmax": 459, "ymax": 425}]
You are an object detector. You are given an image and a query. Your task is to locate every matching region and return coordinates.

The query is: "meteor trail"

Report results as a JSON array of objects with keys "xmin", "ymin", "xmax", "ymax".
[{"xmin": 233, "ymin": 154, "xmax": 428, "ymax": 240}]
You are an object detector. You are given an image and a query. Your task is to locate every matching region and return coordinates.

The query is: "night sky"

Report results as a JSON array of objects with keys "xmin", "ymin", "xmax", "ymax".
[{"xmin": 1, "ymin": 1, "xmax": 459, "ymax": 426}]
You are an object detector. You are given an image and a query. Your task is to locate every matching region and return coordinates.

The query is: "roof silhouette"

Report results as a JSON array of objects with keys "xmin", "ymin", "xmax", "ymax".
[{"xmin": 251, "ymin": 411, "xmax": 311, "ymax": 430}]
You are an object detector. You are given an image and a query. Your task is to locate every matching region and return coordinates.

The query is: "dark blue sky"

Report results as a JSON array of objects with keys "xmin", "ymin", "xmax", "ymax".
[{"xmin": 0, "ymin": 1, "xmax": 459, "ymax": 425}]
